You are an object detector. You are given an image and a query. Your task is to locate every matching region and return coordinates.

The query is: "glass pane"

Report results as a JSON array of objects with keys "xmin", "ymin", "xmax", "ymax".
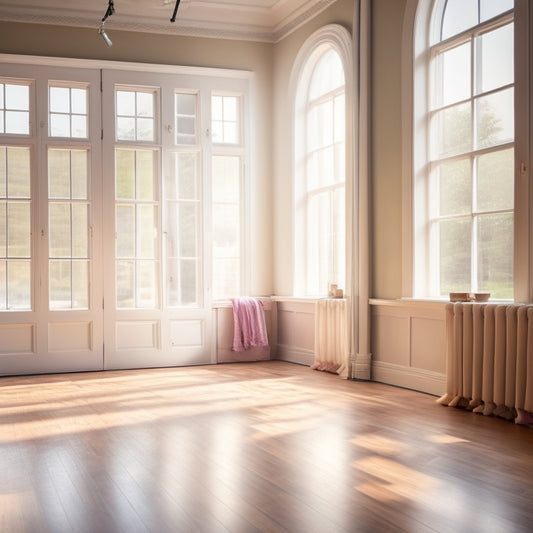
[
  {"xmin": 433, "ymin": 102, "xmax": 472, "ymax": 158},
  {"xmin": 137, "ymin": 117, "xmax": 154, "ymax": 141},
  {"xmin": 309, "ymin": 48, "xmax": 344, "ymax": 100},
  {"xmin": 178, "ymin": 204, "xmax": 197, "ymax": 257},
  {"xmin": 116, "ymin": 260, "xmax": 134, "ymax": 308},
  {"xmin": 211, "ymin": 121, "xmax": 223, "ymax": 143},
  {"xmin": 71, "ymin": 115, "xmax": 87, "ymax": 138},
  {"xmin": 49, "ymin": 259, "xmax": 71, "ymax": 309},
  {"xmin": 8, "ymin": 203, "xmax": 30, "ymax": 257},
  {"xmin": 177, "ymin": 93, "xmax": 196, "ymax": 115},
  {"xmin": 476, "ymin": 148, "xmax": 514, "ymax": 211},
  {"xmin": 6, "ymin": 84, "xmax": 29, "ymax": 111},
  {"xmin": 0, "ymin": 202, "xmax": 5, "ymax": 253},
  {"xmin": 50, "ymin": 87, "xmax": 70, "ymax": 113},
  {"xmin": 5, "ymin": 111, "xmax": 29, "ymax": 135},
  {"xmin": 117, "ymin": 117, "xmax": 135, "ymax": 140},
  {"xmin": 116, "ymin": 205, "xmax": 135, "ymax": 257},
  {"xmin": 475, "ymin": 88, "xmax": 513, "ymax": 149},
  {"xmin": 49, "ymin": 203, "xmax": 71, "ymax": 257},
  {"xmin": 477, "ymin": 213, "xmax": 513, "ymax": 298},
  {"xmin": 178, "ymin": 116, "xmax": 195, "ymax": 136},
  {"xmin": 177, "ymin": 153, "xmax": 197, "ymax": 200},
  {"xmin": 438, "ymin": 158, "xmax": 471, "ymax": 216},
  {"xmin": 116, "ymin": 91, "xmax": 135, "ymax": 116},
  {"xmin": 178, "ymin": 259, "xmax": 197, "ymax": 305},
  {"xmin": 50, "ymin": 114, "xmax": 70, "ymax": 137},
  {"xmin": 72, "ymin": 260, "xmax": 89, "ymax": 309},
  {"xmin": 48, "ymin": 149, "xmax": 71, "ymax": 199},
  {"xmin": 71, "ymin": 150, "xmax": 88, "ymax": 200},
  {"xmin": 316, "ymin": 146, "xmax": 335, "ymax": 188},
  {"xmin": 212, "ymin": 258, "xmax": 239, "ymax": 301},
  {"xmin": 0, "ymin": 148, "xmax": 5, "ymax": 197},
  {"xmin": 8, "ymin": 260, "xmax": 31, "ymax": 309},
  {"xmin": 212, "ymin": 156, "xmax": 239, "ymax": 203},
  {"xmin": 223, "ymin": 123, "xmax": 237, "ymax": 143},
  {"xmin": 223, "ymin": 97, "xmax": 237, "ymax": 122},
  {"xmin": 0, "ymin": 260, "xmax": 5, "ymax": 308},
  {"xmin": 440, "ymin": 218, "xmax": 472, "ymax": 294},
  {"xmin": 7, "ymin": 147, "xmax": 30, "ymax": 198},
  {"xmin": 138, "ymin": 260, "xmax": 157, "ymax": 308},
  {"xmin": 333, "ymin": 94, "xmax": 345, "ymax": 143},
  {"xmin": 437, "ymin": 42, "xmax": 471, "ymax": 107},
  {"xmin": 480, "ymin": 0, "xmax": 513, "ymax": 22},
  {"xmin": 477, "ymin": 23, "xmax": 513, "ymax": 94},
  {"xmin": 334, "ymin": 142, "xmax": 345, "ymax": 183},
  {"xmin": 213, "ymin": 204, "xmax": 239, "ymax": 258},
  {"xmin": 72, "ymin": 203, "xmax": 88, "ymax": 258},
  {"xmin": 441, "ymin": 0, "xmax": 477, "ymax": 41},
  {"xmin": 137, "ymin": 92, "xmax": 153, "ymax": 117},
  {"xmin": 116, "ymin": 149, "xmax": 135, "ymax": 199},
  {"xmin": 138, "ymin": 205, "xmax": 155, "ymax": 258},
  {"xmin": 136, "ymin": 150, "xmax": 155, "ymax": 200},
  {"xmin": 317, "ymin": 100, "xmax": 333, "ymax": 148},
  {"xmin": 71, "ymin": 88, "xmax": 87, "ymax": 114},
  {"xmin": 0, "ymin": 111, "xmax": 3, "ymax": 134}
]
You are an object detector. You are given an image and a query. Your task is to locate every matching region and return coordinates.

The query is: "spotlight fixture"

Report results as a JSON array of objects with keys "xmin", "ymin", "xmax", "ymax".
[
  {"xmin": 99, "ymin": 22, "xmax": 113, "ymax": 47},
  {"xmin": 170, "ymin": 0, "xmax": 181, "ymax": 23},
  {"xmin": 99, "ymin": 0, "xmax": 115, "ymax": 47}
]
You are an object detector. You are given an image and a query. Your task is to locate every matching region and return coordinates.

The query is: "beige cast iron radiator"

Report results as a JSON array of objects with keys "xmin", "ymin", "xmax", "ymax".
[{"xmin": 437, "ymin": 302, "xmax": 533, "ymax": 420}]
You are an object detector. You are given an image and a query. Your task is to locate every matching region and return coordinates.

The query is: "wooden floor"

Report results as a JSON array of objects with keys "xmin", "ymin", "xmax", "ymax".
[{"xmin": 1, "ymin": 361, "xmax": 532, "ymax": 533}]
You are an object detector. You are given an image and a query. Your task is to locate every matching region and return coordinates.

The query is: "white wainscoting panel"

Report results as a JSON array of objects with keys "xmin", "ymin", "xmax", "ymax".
[
  {"xmin": 370, "ymin": 299, "xmax": 446, "ymax": 396},
  {"xmin": 48, "ymin": 322, "xmax": 92, "ymax": 352},
  {"xmin": 0, "ymin": 323, "xmax": 35, "ymax": 354},
  {"xmin": 273, "ymin": 298, "xmax": 315, "ymax": 366}
]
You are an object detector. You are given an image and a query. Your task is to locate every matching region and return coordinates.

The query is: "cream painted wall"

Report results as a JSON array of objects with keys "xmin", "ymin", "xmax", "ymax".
[
  {"xmin": 272, "ymin": 0, "xmax": 353, "ymax": 296},
  {"xmin": 371, "ymin": 0, "xmax": 406, "ymax": 299},
  {"xmin": 0, "ymin": 21, "xmax": 274, "ymax": 296}
]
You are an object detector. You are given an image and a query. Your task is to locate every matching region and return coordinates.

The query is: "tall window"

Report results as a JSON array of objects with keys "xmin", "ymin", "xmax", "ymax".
[
  {"xmin": 292, "ymin": 26, "xmax": 351, "ymax": 297},
  {"xmin": 414, "ymin": 0, "xmax": 514, "ymax": 299},
  {"xmin": 211, "ymin": 93, "xmax": 243, "ymax": 300}
]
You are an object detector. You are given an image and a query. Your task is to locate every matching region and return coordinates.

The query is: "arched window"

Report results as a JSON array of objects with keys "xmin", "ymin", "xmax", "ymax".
[
  {"xmin": 291, "ymin": 25, "xmax": 352, "ymax": 297},
  {"xmin": 413, "ymin": 0, "xmax": 516, "ymax": 299}
]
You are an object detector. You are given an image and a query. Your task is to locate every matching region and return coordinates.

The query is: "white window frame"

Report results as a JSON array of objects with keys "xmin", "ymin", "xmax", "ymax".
[
  {"xmin": 290, "ymin": 24, "xmax": 353, "ymax": 297},
  {"xmin": 404, "ymin": 0, "xmax": 530, "ymax": 301}
]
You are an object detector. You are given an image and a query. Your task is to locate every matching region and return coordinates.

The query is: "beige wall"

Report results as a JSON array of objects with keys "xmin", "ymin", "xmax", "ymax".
[
  {"xmin": 371, "ymin": 0, "xmax": 407, "ymax": 299},
  {"xmin": 272, "ymin": 0, "xmax": 354, "ymax": 296}
]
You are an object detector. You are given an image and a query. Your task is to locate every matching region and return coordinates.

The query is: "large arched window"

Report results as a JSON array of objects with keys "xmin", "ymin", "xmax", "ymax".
[
  {"xmin": 413, "ymin": 0, "xmax": 518, "ymax": 299},
  {"xmin": 291, "ymin": 25, "xmax": 352, "ymax": 297}
]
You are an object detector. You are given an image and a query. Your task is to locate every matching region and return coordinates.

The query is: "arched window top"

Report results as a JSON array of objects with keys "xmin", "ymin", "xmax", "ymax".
[
  {"xmin": 431, "ymin": 0, "xmax": 513, "ymax": 44},
  {"xmin": 308, "ymin": 47, "xmax": 345, "ymax": 101}
]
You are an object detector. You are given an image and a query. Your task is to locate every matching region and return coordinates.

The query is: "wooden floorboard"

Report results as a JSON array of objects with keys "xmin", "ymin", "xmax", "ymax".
[{"xmin": 1, "ymin": 360, "xmax": 532, "ymax": 533}]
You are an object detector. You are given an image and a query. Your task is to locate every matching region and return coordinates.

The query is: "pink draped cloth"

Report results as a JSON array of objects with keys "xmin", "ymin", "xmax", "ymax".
[{"xmin": 231, "ymin": 297, "xmax": 269, "ymax": 352}]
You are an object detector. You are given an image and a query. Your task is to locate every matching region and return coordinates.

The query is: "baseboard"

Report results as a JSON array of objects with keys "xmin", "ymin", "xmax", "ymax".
[
  {"xmin": 371, "ymin": 361, "xmax": 446, "ymax": 396},
  {"xmin": 274, "ymin": 345, "xmax": 313, "ymax": 366}
]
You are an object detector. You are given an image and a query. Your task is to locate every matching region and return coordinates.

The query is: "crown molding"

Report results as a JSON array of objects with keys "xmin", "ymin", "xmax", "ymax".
[{"xmin": 0, "ymin": 0, "xmax": 338, "ymax": 43}]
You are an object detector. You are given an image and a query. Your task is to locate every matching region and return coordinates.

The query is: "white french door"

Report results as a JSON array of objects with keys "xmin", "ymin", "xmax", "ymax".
[
  {"xmin": 0, "ymin": 64, "xmax": 104, "ymax": 375},
  {"xmin": 0, "ymin": 58, "xmax": 249, "ymax": 376}
]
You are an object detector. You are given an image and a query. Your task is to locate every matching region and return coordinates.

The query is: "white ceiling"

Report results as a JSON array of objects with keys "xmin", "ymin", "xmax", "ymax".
[{"xmin": 0, "ymin": 0, "xmax": 338, "ymax": 42}]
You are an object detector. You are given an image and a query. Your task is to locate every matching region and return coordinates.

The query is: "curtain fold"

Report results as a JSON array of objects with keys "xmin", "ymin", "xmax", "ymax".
[{"xmin": 312, "ymin": 298, "xmax": 349, "ymax": 378}]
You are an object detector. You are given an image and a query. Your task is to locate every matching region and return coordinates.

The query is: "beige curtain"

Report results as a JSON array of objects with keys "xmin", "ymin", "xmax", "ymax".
[{"xmin": 312, "ymin": 298, "xmax": 349, "ymax": 378}]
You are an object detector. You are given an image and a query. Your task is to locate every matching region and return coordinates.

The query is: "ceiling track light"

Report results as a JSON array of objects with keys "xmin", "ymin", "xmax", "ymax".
[
  {"xmin": 99, "ymin": 0, "xmax": 115, "ymax": 46},
  {"xmin": 98, "ymin": 0, "xmax": 181, "ymax": 46}
]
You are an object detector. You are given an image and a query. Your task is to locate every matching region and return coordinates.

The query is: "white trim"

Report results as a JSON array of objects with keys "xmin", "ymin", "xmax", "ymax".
[
  {"xmin": 0, "ymin": 53, "xmax": 253, "ymax": 80},
  {"xmin": 372, "ymin": 361, "xmax": 445, "ymax": 397}
]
